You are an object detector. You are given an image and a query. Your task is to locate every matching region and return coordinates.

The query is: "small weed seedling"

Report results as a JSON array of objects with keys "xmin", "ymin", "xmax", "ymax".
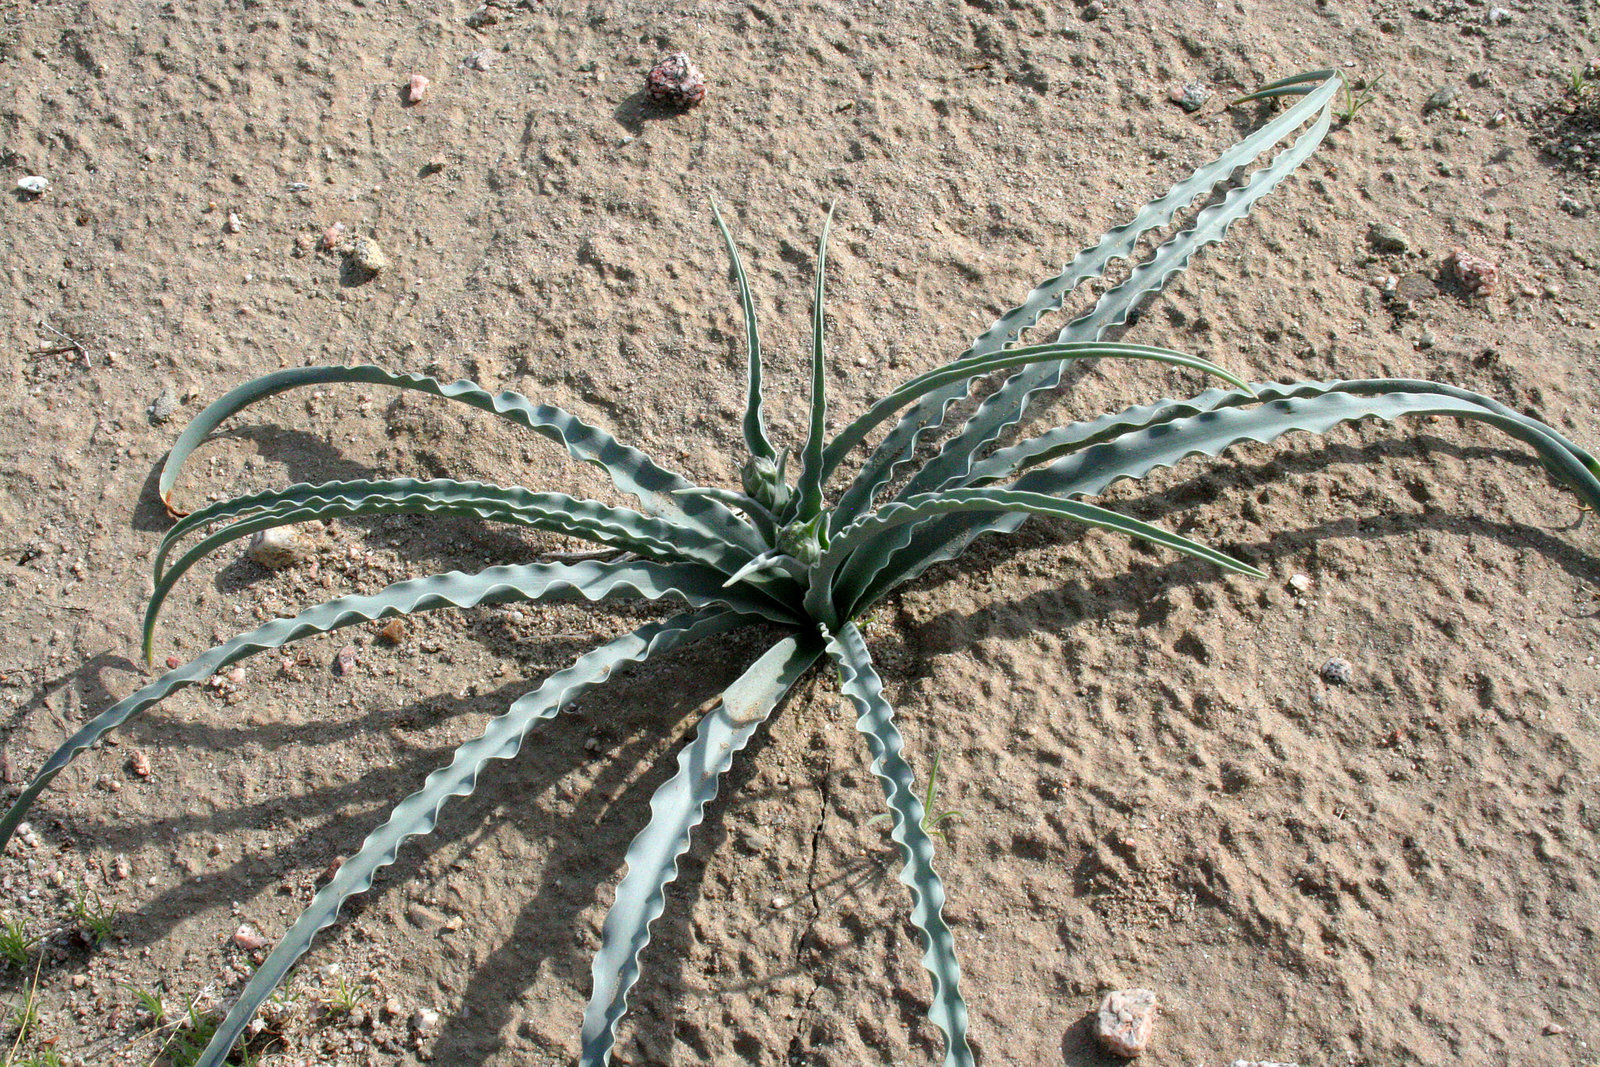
[
  {"xmin": 322, "ymin": 975, "xmax": 369, "ymax": 1018},
  {"xmin": 68, "ymin": 885, "xmax": 115, "ymax": 946},
  {"xmin": 1569, "ymin": 63, "xmax": 1592, "ymax": 98},
  {"xmin": 0, "ymin": 917, "xmax": 39, "ymax": 968},
  {"xmin": 126, "ymin": 983, "xmax": 169, "ymax": 1028},
  {"xmin": 869, "ymin": 753, "xmax": 963, "ymax": 845},
  {"xmin": 1336, "ymin": 74, "xmax": 1384, "ymax": 123},
  {"xmin": 4, "ymin": 990, "xmax": 38, "ymax": 1044}
]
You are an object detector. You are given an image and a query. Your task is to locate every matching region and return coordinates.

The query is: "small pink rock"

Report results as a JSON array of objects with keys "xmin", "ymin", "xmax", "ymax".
[
  {"xmin": 1095, "ymin": 988, "xmax": 1158, "ymax": 1058},
  {"xmin": 1446, "ymin": 246, "xmax": 1498, "ymax": 297},
  {"xmin": 233, "ymin": 923, "xmax": 270, "ymax": 951},
  {"xmin": 129, "ymin": 750, "xmax": 152, "ymax": 778},
  {"xmin": 165, "ymin": 654, "xmax": 182, "ymax": 671},
  {"xmin": 645, "ymin": 52, "xmax": 706, "ymax": 107},
  {"xmin": 321, "ymin": 222, "xmax": 347, "ymax": 252},
  {"xmin": 333, "ymin": 645, "xmax": 359, "ymax": 677},
  {"xmin": 406, "ymin": 73, "xmax": 430, "ymax": 104}
]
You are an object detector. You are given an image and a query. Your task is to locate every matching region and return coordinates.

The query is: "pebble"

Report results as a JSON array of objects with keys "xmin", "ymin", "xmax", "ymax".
[
  {"xmin": 129, "ymin": 751, "xmax": 152, "ymax": 778},
  {"xmin": 1229, "ymin": 1062, "xmax": 1298, "ymax": 1067},
  {"xmin": 1287, "ymin": 573, "xmax": 1312, "ymax": 595},
  {"xmin": 406, "ymin": 73, "xmax": 430, "ymax": 104},
  {"xmin": 227, "ymin": 666, "xmax": 247, "ymax": 686},
  {"xmin": 1083, "ymin": 0, "xmax": 1104, "ymax": 18},
  {"xmin": 465, "ymin": 5, "xmax": 499, "ymax": 27},
  {"xmin": 645, "ymin": 52, "xmax": 706, "ymax": 107},
  {"xmin": 1095, "ymin": 988, "xmax": 1158, "ymax": 1057},
  {"xmin": 411, "ymin": 1008, "xmax": 441, "ymax": 1033},
  {"xmin": 148, "ymin": 388, "xmax": 178, "ymax": 425},
  {"xmin": 224, "ymin": 211, "xmax": 244, "ymax": 234},
  {"xmin": 321, "ymin": 222, "xmax": 347, "ymax": 252},
  {"xmin": 464, "ymin": 49, "xmax": 492, "ymax": 71},
  {"xmin": 16, "ymin": 175, "xmax": 47, "ymax": 195},
  {"xmin": 1446, "ymin": 247, "xmax": 1498, "ymax": 296},
  {"xmin": 1424, "ymin": 86, "xmax": 1458, "ymax": 113},
  {"xmin": 1486, "ymin": 6, "xmax": 1512, "ymax": 24},
  {"xmin": 247, "ymin": 525, "xmax": 316, "ymax": 569},
  {"xmin": 1545, "ymin": 1022, "xmax": 1568, "ymax": 1035},
  {"xmin": 348, "ymin": 235, "xmax": 389, "ymax": 276},
  {"xmin": 1368, "ymin": 221, "xmax": 1410, "ymax": 254},
  {"xmin": 333, "ymin": 645, "xmax": 359, "ymax": 677},
  {"xmin": 294, "ymin": 232, "xmax": 316, "ymax": 255},
  {"xmin": 1169, "ymin": 82, "xmax": 1210, "ymax": 112},
  {"xmin": 378, "ymin": 618, "xmax": 407, "ymax": 646},
  {"xmin": 234, "ymin": 923, "xmax": 270, "ymax": 951},
  {"xmin": 165, "ymin": 654, "xmax": 182, "ymax": 670},
  {"xmin": 1321, "ymin": 658, "xmax": 1354, "ymax": 686},
  {"xmin": 112, "ymin": 854, "xmax": 132, "ymax": 880}
]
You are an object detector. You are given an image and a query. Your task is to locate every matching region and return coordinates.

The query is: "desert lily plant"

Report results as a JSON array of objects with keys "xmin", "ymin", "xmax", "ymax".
[{"xmin": 4, "ymin": 71, "xmax": 1599, "ymax": 1066}]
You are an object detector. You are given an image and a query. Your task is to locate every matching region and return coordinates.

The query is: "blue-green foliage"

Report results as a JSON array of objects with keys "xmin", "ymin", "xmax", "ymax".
[{"xmin": 4, "ymin": 71, "xmax": 1596, "ymax": 1067}]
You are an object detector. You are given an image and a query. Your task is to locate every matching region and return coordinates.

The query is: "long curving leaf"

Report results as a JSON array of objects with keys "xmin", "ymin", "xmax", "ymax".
[
  {"xmin": 144, "ymin": 478, "xmax": 776, "ymax": 661},
  {"xmin": 830, "ymin": 71, "xmax": 1342, "ymax": 526},
  {"xmin": 815, "ymin": 487, "xmax": 1262, "ymax": 625},
  {"xmin": 976, "ymin": 379, "xmax": 1600, "ymax": 490},
  {"xmin": 900, "ymin": 77, "xmax": 1339, "ymax": 500},
  {"xmin": 711, "ymin": 198, "xmax": 777, "ymax": 463},
  {"xmin": 0, "ymin": 558, "xmax": 798, "ymax": 853},
  {"xmin": 156, "ymin": 478, "xmax": 752, "ymax": 585},
  {"xmin": 790, "ymin": 203, "xmax": 838, "ymax": 524},
  {"xmin": 671, "ymin": 485, "xmax": 779, "ymax": 546},
  {"xmin": 822, "ymin": 341, "xmax": 1250, "ymax": 532},
  {"xmin": 825, "ymin": 622, "xmax": 973, "ymax": 1067},
  {"xmin": 579, "ymin": 632, "xmax": 823, "ymax": 1066},
  {"xmin": 156, "ymin": 365, "xmax": 764, "ymax": 554},
  {"xmin": 191, "ymin": 607, "xmax": 749, "ymax": 1067},
  {"xmin": 848, "ymin": 380, "xmax": 1600, "ymax": 617}
]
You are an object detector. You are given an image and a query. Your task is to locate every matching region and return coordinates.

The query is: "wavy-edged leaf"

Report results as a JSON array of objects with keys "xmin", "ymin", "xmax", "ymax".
[
  {"xmin": 156, "ymin": 478, "xmax": 750, "ymax": 585},
  {"xmin": 671, "ymin": 485, "xmax": 779, "ymax": 546},
  {"xmin": 822, "ymin": 342, "xmax": 1249, "ymax": 532},
  {"xmin": 579, "ymin": 632, "xmax": 822, "ymax": 1067},
  {"xmin": 901, "ymin": 76, "xmax": 1339, "ymax": 500},
  {"xmin": 0, "ymin": 558, "xmax": 797, "ymax": 853},
  {"xmin": 190, "ymin": 607, "xmax": 747, "ymax": 1067},
  {"xmin": 156, "ymin": 365, "xmax": 763, "ymax": 553},
  {"xmin": 848, "ymin": 380, "xmax": 1600, "ymax": 616},
  {"xmin": 830, "ymin": 71, "xmax": 1342, "ymax": 526},
  {"xmin": 144, "ymin": 479, "xmax": 778, "ymax": 661},
  {"xmin": 1231, "ymin": 67, "xmax": 1339, "ymax": 105},
  {"xmin": 825, "ymin": 622, "xmax": 972, "ymax": 1067},
  {"xmin": 711, "ymin": 198, "xmax": 777, "ymax": 463},
  {"xmin": 791, "ymin": 203, "xmax": 837, "ymax": 524},
  {"xmin": 816, "ymin": 487, "xmax": 1261, "ymax": 625},
  {"xmin": 977, "ymin": 378, "xmax": 1600, "ymax": 490}
]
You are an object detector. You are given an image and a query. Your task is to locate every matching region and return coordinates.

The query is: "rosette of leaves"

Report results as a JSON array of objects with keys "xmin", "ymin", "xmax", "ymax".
[{"xmin": 5, "ymin": 71, "xmax": 1599, "ymax": 1066}]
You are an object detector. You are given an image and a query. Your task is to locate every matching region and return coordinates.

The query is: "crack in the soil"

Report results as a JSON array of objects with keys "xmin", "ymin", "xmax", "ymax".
[{"xmin": 785, "ymin": 766, "xmax": 832, "ymax": 1065}]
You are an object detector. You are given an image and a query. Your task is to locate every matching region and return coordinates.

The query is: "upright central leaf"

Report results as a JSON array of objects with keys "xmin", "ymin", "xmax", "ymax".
[{"xmin": 792, "ymin": 202, "xmax": 837, "ymax": 523}]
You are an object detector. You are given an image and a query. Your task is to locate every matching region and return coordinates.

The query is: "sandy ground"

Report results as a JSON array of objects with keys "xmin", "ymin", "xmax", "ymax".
[{"xmin": 2, "ymin": 1, "xmax": 1599, "ymax": 1064}]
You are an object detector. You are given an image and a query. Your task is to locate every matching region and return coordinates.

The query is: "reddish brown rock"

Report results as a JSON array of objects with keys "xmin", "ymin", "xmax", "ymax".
[
  {"xmin": 645, "ymin": 52, "xmax": 705, "ymax": 107},
  {"xmin": 1446, "ymin": 246, "xmax": 1498, "ymax": 296},
  {"xmin": 1095, "ymin": 988, "xmax": 1158, "ymax": 1058}
]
